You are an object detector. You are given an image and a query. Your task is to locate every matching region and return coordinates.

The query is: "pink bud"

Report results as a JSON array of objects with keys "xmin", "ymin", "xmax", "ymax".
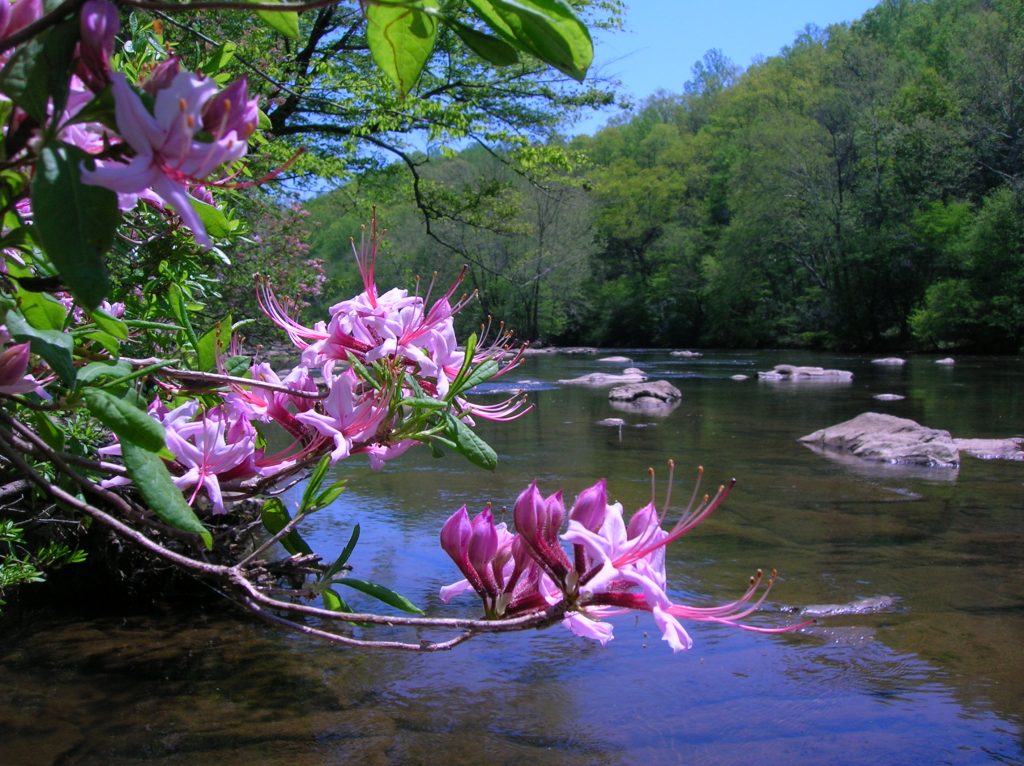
[
  {"xmin": 141, "ymin": 57, "xmax": 182, "ymax": 96},
  {"xmin": 77, "ymin": 0, "xmax": 119, "ymax": 92},
  {"xmin": 569, "ymin": 479, "xmax": 607, "ymax": 531}
]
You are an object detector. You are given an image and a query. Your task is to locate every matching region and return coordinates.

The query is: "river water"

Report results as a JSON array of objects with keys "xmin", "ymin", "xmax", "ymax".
[{"xmin": 1, "ymin": 350, "xmax": 1022, "ymax": 765}]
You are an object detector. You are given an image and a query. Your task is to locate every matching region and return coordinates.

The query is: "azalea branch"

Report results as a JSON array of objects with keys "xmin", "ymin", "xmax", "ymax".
[
  {"xmin": 0, "ymin": 416, "xmax": 568, "ymax": 648},
  {"xmin": 160, "ymin": 367, "xmax": 329, "ymax": 399},
  {"xmin": 120, "ymin": 0, "xmax": 344, "ymax": 14}
]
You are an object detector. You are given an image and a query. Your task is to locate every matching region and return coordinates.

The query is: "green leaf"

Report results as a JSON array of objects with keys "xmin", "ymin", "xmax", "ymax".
[
  {"xmin": 121, "ymin": 441, "xmax": 212, "ymax": 549},
  {"xmin": 87, "ymin": 307, "xmax": 129, "ymax": 341},
  {"xmin": 77, "ymin": 360, "xmax": 133, "ymax": 385},
  {"xmin": 200, "ymin": 41, "xmax": 238, "ymax": 75},
  {"xmin": 312, "ymin": 481, "xmax": 347, "ymax": 512},
  {"xmin": 190, "ymin": 197, "xmax": 239, "ymax": 239},
  {"xmin": 334, "ymin": 577, "xmax": 424, "ymax": 614},
  {"xmin": 31, "ymin": 410, "xmax": 64, "ymax": 452},
  {"xmin": 451, "ymin": 20, "xmax": 520, "ymax": 65},
  {"xmin": 31, "ymin": 143, "xmax": 119, "ymax": 310},
  {"xmin": 323, "ymin": 523, "xmax": 359, "ymax": 581},
  {"xmin": 167, "ymin": 283, "xmax": 200, "ymax": 354},
  {"xmin": 16, "ymin": 289, "xmax": 66, "ymax": 332},
  {"xmin": 223, "ymin": 355, "xmax": 251, "ymax": 377},
  {"xmin": 322, "ymin": 588, "xmax": 351, "ymax": 613},
  {"xmin": 4, "ymin": 309, "xmax": 75, "ymax": 384},
  {"xmin": 466, "ymin": 0, "xmax": 592, "ymax": 81},
  {"xmin": 248, "ymin": 0, "xmax": 300, "ymax": 39},
  {"xmin": 83, "ymin": 387, "xmax": 166, "ymax": 453},
  {"xmin": 79, "ymin": 329, "xmax": 120, "ymax": 356},
  {"xmin": 366, "ymin": 0, "xmax": 439, "ymax": 97},
  {"xmin": 196, "ymin": 315, "xmax": 232, "ymax": 371},
  {"xmin": 400, "ymin": 395, "xmax": 448, "ymax": 410},
  {"xmin": 260, "ymin": 496, "xmax": 313, "ymax": 556},
  {"xmin": 444, "ymin": 412, "xmax": 498, "ymax": 470},
  {"xmin": 456, "ymin": 359, "xmax": 500, "ymax": 393},
  {"xmin": 300, "ymin": 453, "xmax": 332, "ymax": 512}
]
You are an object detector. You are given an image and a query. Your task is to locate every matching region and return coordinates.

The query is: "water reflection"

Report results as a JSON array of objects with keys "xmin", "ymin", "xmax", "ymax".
[{"xmin": 1, "ymin": 350, "xmax": 1022, "ymax": 764}]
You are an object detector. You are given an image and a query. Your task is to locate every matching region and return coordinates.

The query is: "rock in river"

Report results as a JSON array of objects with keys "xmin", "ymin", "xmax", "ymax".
[
  {"xmin": 558, "ymin": 368, "xmax": 647, "ymax": 386},
  {"xmin": 608, "ymin": 380, "xmax": 681, "ymax": 403},
  {"xmin": 799, "ymin": 411, "xmax": 959, "ymax": 467},
  {"xmin": 758, "ymin": 364, "xmax": 853, "ymax": 382}
]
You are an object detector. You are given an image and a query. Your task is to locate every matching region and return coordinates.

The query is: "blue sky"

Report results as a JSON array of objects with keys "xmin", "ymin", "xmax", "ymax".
[{"xmin": 574, "ymin": 0, "xmax": 880, "ymax": 134}]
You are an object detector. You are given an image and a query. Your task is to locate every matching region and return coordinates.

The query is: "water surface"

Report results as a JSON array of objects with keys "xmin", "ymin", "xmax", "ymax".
[{"xmin": 2, "ymin": 350, "xmax": 1022, "ymax": 765}]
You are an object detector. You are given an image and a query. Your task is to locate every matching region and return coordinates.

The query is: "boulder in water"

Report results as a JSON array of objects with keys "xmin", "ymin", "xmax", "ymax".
[{"xmin": 799, "ymin": 412, "xmax": 959, "ymax": 467}]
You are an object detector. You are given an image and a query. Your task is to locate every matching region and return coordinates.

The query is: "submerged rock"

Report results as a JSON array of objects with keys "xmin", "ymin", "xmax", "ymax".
[
  {"xmin": 598, "ymin": 355, "xmax": 632, "ymax": 363},
  {"xmin": 670, "ymin": 350, "xmax": 702, "ymax": 358},
  {"xmin": 954, "ymin": 437, "xmax": 1024, "ymax": 461},
  {"xmin": 558, "ymin": 369, "xmax": 647, "ymax": 386},
  {"xmin": 758, "ymin": 364, "xmax": 853, "ymax": 382},
  {"xmin": 871, "ymin": 357, "xmax": 906, "ymax": 366},
  {"xmin": 799, "ymin": 412, "xmax": 959, "ymax": 467},
  {"xmin": 873, "ymin": 393, "xmax": 905, "ymax": 401},
  {"xmin": 800, "ymin": 595, "xmax": 898, "ymax": 618},
  {"xmin": 935, "ymin": 357, "xmax": 956, "ymax": 365},
  {"xmin": 730, "ymin": 374, "xmax": 750, "ymax": 381}
]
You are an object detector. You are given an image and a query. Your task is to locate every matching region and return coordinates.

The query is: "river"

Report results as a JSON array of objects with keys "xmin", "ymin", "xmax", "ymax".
[{"xmin": 1, "ymin": 350, "xmax": 1022, "ymax": 764}]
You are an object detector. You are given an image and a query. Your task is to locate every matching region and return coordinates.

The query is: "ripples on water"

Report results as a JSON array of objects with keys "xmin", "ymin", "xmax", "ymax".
[{"xmin": 1, "ymin": 350, "xmax": 1022, "ymax": 765}]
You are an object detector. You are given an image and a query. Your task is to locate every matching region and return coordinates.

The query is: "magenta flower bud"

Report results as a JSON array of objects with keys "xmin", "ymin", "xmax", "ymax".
[
  {"xmin": 201, "ymin": 77, "xmax": 259, "ymax": 140},
  {"xmin": 569, "ymin": 479, "xmax": 607, "ymax": 532},
  {"xmin": 440, "ymin": 506, "xmax": 473, "ymax": 565},
  {"xmin": 141, "ymin": 57, "xmax": 182, "ymax": 96},
  {"xmin": 513, "ymin": 482, "xmax": 571, "ymax": 582},
  {"xmin": 467, "ymin": 508, "xmax": 499, "ymax": 576},
  {"xmin": 77, "ymin": 0, "xmax": 119, "ymax": 92},
  {"xmin": 0, "ymin": 343, "xmax": 33, "ymax": 394}
]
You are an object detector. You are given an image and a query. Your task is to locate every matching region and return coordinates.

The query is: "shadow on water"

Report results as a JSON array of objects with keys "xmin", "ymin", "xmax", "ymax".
[{"xmin": 1, "ymin": 350, "xmax": 1022, "ymax": 765}]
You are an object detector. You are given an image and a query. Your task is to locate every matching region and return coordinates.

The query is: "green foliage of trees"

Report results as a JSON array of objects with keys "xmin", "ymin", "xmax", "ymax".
[{"xmin": 309, "ymin": 0, "xmax": 1022, "ymax": 352}]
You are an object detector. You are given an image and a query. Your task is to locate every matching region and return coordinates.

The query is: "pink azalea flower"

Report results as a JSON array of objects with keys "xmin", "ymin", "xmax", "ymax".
[
  {"xmin": 0, "ymin": 342, "xmax": 47, "ymax": 397},
  {"xmin": 292, "ymin": 369, "xmax": 389, "ymax": 464},
  {"xmin": 0, "ymin": 0, "xmax": 42, "ymax": 48},
  {"xmin": 257, "ymin": 217, "xmax": 524, "ymax": 407},
  {"xmin": 80, "ymin": 71, "xmax": 257, "ymax": 248},
  {"xmin": 440, "ymin": 470, "xmax": 813, "ymax": 652}
]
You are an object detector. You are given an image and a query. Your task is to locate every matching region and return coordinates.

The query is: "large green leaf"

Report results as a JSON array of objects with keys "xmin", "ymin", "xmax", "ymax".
[
  {"xmin": 16, "ymin": 290, "xmax": 66, "ymax": 332},
  {"xmin": 334, "ymin": 577, "xmax": 424, "ymax": 614},
  {"xmin": 247, "ymin": 0, "xmax": 300, "ymax": 39},
  {"xmin": 4, "ymin": 309, "xmax": 75, "ymax": 384},
  {"xmin": 444, "ymin": 412, "xmax": 498, "ymax": 470},
  {"xmin": 451, "ymin": 20, "xmax": 520, "ymax": 66},
  {"xmin": 466, "ymin": 0, "xmax": 592, "ymax": 81},
  {"xmin": 31, "ymin": 143, "xmax": 119, "ymax": 310},
  {"xmin": 121, "ymin": 441, "xmax": 212, "ymax": 549},
  {"xmin": 83, "ymin": 388, "xmax": 166, "ymax": 454},
  {"xmin": 366, "ymin": 0, "xmax": 439, "ymax": 97}
]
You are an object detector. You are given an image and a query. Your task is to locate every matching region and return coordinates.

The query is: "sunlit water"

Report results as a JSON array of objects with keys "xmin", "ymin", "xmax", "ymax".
[{"xmin": 2, "ymin": 350, "xmax": 1022, "ymax": 765}]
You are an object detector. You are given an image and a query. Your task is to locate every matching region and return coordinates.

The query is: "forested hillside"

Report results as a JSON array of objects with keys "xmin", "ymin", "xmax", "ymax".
[{"xmin": 306, "ymin": 0, "xmax": 1024, "ymax": 352}]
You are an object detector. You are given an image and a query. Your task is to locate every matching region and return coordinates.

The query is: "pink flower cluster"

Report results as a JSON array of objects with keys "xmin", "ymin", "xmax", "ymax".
[
  {"xmin": 102, "ymin": 222, "xmax": 528, "ymax": 515},
  {"xmin": 258, "ymin": 217, "xmax": 530, "ymax": 425},
  {"xmin": 65, "ymin": 1, "xmax": 259, "ymax": 248},
  {"xmin": 440, "ymin": 468, "xmax": 811, "ymax": 652}
]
